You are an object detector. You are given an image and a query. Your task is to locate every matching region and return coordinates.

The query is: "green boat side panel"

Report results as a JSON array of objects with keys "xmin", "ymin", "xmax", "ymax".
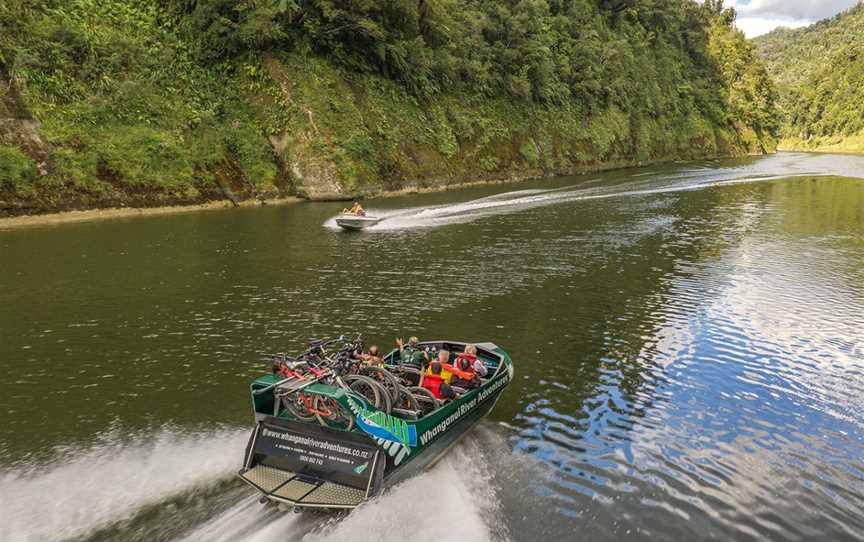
[{"xmin": 245, "ymin": 340, "xmax": 514, "ymax": 505}]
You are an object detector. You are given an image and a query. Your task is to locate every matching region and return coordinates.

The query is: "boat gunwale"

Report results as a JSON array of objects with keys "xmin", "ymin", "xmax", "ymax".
[{"xmin": 252, "ymin": 340, "xmax": 511, "ymax": 432}]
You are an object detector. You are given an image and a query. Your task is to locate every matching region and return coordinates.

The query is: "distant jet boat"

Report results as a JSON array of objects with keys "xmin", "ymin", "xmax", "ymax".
[{"xmin": 335, "ymin": 213, "xmax": 381, "ymax": 230}]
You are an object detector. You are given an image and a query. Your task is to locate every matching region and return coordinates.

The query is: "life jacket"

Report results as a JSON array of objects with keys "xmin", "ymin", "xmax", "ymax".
[
  {"xmin": 453, "ymin": 353, "xmax": 477, "ymax": 373},
  {"xmin": 422, "ymin": 372, "xmax": 445, "ymax": 399},
  {"xmin": 278, "ymin": 366, "xmax": 300, "ymax": 379},
  {"xmin": 426, "ymin": 363, "xmax": 454, "ymax": 384},
  {"xmin": 442, "ymin": 362, "xmax": 473, "ymax": 382}
]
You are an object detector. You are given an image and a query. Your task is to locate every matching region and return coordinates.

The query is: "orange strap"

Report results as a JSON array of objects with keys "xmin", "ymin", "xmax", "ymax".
[{"xmin": 442, "ymin": 362, "xmax": 473, "ymax": 380}]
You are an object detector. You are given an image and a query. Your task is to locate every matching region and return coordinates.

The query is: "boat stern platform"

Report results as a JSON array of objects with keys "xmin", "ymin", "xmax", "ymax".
[{"xmin": 238, "ymin": 417, "xmax": 384, "ymax": 510}]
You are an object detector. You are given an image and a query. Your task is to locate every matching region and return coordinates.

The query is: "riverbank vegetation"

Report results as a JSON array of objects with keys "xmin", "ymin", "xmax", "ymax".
[
  {"xmin": 0, "ymin": 0, "xmax": 776, "ymax": 215},
  {"xmin": 754, "ymin": 3, "xmax": 864, "ymax": 152}
]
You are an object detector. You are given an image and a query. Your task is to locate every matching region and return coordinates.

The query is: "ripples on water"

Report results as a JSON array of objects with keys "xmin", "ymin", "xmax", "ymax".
[{"xmin": 0, "ymin": 153, "xmax": 863, "ymax": 541}]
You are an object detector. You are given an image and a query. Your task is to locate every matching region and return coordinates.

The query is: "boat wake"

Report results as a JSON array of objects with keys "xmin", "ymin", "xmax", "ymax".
[
  {"xmin": 323, "ymin": 152, "xmax": 864, "ymax": 233},
  {"xmin": 0, "ymin": 422, "xmax": 522, "ymax": 542},
  {"xmin": 180, "ymin": 426, "xmax": 514, "ymax": 542},
  {"xmin": 0, "ymin": 426, "xmax": 248, "ymax": 542}
]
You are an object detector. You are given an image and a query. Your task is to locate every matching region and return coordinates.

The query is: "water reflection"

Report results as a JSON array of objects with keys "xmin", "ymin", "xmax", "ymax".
[{"xmin": 500, "ymin": 176, "xmax": 864, "ymax": 540}]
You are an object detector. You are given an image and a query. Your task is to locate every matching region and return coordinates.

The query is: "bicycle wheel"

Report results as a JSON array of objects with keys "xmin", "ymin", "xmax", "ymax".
[
  {"xmin": 406, "ymin": 386, "xmax": 439, "ymax": 416},
  {"xmin": 360, "ymin": 366, "xmax": 402, "ymax": 403},
  {"xmin": 394, "ymin": 384, "xmax": 420, "ymax": 412},
  {"xmin": 369, "ymin": 378, "xmax": 392, "ymax": 414},
  {"xmin": 313, "ymin": 396, "xmax": 355, "ymax": 431},
  {"xmin": 283, "ymin": 392, "xmax": 315, "ymax": 421},
  {"xmin": 344, "ymin": 375, "xmax": 381, "ymax": 409}
]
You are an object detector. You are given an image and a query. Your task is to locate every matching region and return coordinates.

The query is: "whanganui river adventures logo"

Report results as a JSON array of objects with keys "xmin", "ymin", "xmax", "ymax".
[{"xmin": 347, "ymin": 395, "xmax": 417, "ymax": 466}]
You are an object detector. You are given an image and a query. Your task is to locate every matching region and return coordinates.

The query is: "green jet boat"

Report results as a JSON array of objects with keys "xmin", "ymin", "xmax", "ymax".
[{"xmin": 238, "ymin": 339, "xmax": 514, "ymax": 510}]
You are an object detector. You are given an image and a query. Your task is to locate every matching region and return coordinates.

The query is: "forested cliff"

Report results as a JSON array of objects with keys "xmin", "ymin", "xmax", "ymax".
[
  {"xmin": 754, "ymin": 3, "xmax": 864, "ymax": 152},
  {"xmin": 0, "ymin": 0, "xmax": 776, "ymax": 215}
]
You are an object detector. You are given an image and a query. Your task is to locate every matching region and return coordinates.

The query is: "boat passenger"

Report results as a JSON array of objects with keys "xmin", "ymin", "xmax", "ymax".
[
  {"xmin": 342, "ymin": 201, "xmax": 365, "ymax": 216},
  {"xmin": 426, "ymin": 350, "xmax": 454, "ymax": 383},
  {"xmin": 451, "ymin": 345, "xmax": 486, "ymax": 388},
  {"xmin": 445, "ymin": 362, "xmax": 477, "ymax": 389},
  {"xmin": 397, "ymin": 336, "xmax": 428, "ymax": 367},
  {"xmin": 361, "ymin": 345, "xmax": 384, "ymax": 367},
  {"xmin": 422, "ymin": 361, "xmax": 457, "ymax": 400},
  {"xmin": 465, "ymin": 344, "xmax": 488, "ymax": 378}
]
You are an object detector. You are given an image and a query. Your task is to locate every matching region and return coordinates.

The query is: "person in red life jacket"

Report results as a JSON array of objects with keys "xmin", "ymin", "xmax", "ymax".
[
  {"xmin": 422, "ymin": 361, "xmax": 457, "ymax": 400},
  {"xmin": 450, "ymin": 345, "xmax": 486, "ymax": 388},
  {"xmin": 467, "ymin": 344, "xmax": 488, "ymax": 377}
]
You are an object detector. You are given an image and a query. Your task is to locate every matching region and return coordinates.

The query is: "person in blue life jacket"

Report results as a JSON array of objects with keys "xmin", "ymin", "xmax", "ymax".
[{"xmin": 396, "ymin": 336, "xmax": 428, "ymax": 368}]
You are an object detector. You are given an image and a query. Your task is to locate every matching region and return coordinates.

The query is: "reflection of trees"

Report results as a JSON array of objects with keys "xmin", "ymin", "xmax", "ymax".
[
  {"xmin": 770, "ymin": 177, "xmax": 864, "ymax": 237},
  {"xmin": 433, "ymin": 175, "xmax": 863, "ymax": 459},
  {"xmin": 426, "ymin": 182, "xmax": 757, "ymax": 430},
  {"xmin": 4, "ymin": 172, "xmax": 860, "ymax": 461}
]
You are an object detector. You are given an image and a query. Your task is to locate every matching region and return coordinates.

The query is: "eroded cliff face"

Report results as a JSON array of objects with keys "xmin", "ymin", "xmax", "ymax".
[
  {"xmin": 0, "ymin": 54, "xmax": 772, "ymax": 217},
  {"xmin": 245, "ymin": 54, "xmax": 768, "ymax": 202},
  {"xmin": 1, "ymin": 68, "xmax": 48, "ymax": 173}
]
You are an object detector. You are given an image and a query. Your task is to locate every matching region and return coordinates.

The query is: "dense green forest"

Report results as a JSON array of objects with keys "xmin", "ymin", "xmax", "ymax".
[
  {"xmin": 0, "ymin": 0, "xmax": 776, "ymax": 215},
  {"xmin": 754, "ymin": 3, "xmax": 864, "ymax": 152}
]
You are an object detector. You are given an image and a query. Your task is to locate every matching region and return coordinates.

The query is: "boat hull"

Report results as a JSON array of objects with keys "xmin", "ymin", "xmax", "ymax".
[
  {"xmin": 335, "ymin": 215, "xmax": 381, "ymax": 230},
  {"xmin": 239, "ymin": 341, "xmax": 513, "ymax": 509},
  {"xmin": 381, "ymin": 381, "xmax": 503, "ymax": 487}
]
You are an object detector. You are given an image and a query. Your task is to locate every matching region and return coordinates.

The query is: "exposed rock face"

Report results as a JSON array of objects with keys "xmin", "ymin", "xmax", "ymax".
[
  {"xmin": 261, "ymin": 55, "xmax": 345, "ymax": 200},
  {"xmin": 0, "ymin": 68, "xmax": 49, "ymax": 175}
]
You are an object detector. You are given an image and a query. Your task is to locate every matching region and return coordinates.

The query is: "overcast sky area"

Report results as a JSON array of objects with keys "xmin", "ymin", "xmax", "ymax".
[{"xmin": 724, "ymin": 0, "xmax": 862, "ymax": 37}]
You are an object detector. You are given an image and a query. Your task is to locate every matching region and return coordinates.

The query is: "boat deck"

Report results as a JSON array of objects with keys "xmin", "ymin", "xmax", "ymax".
[{"xmin": 240, "ymin": 465, "xmax": 367, "ymax": 508}]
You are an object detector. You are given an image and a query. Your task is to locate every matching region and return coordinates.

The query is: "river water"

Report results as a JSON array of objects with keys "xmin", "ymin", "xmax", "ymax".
[{"xmin": 1, "ymin": 152, "xmax": 863, "ymax": 541}]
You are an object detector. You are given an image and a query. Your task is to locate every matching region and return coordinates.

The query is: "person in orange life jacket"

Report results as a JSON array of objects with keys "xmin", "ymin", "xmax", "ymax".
[
  {"xmin": 426, "ymin": 349, "xmax": 477, "ymax": 389},
  {"xmin": 422, "ymin": 361, "xmax": 457, "ymax": 400},
  {"xmin": 361, "ymin": 345, "xmax": 383, "ymax": 367},
  {"xmin": 465, "ymin": 344, "xmax": 488, "ymax": 377}
]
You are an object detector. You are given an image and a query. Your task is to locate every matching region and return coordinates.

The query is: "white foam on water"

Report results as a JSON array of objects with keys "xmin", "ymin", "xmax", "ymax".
[
  {"xmin": 305, "ymin": 452, "xmax": 500, "ymax": 542},
  {"xmin": 182, "ymin": 437, "xmax": 506, "ymax": 542},
  {"xmin": 322, "ymin": 185, "xmax": 584, "ymax": 232},
  {"xmin": 0, "ymin": 426, "xmax": 249, "ymax": 542},
  {"xmin": 323, "ymin": 163, "xmax": 847, "ymax": 233},
  {"xmin": 179, "ymin": 495, "xmax": 298, "ymax": 542}
]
